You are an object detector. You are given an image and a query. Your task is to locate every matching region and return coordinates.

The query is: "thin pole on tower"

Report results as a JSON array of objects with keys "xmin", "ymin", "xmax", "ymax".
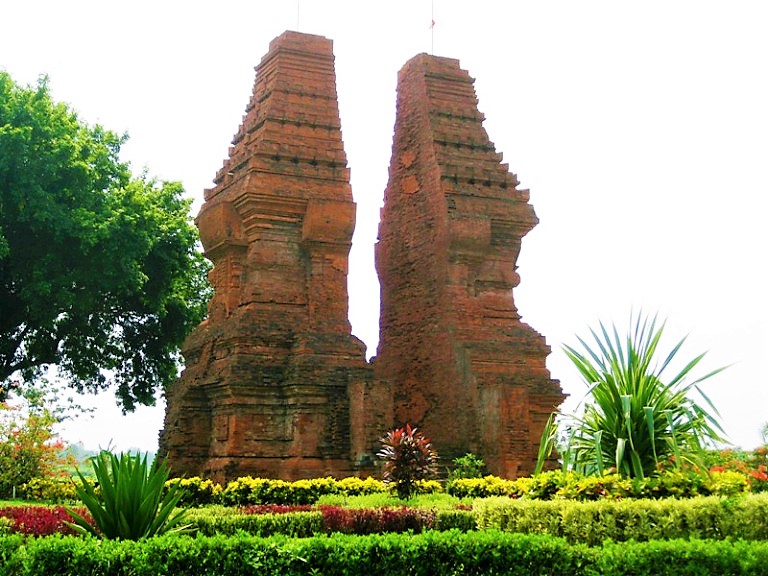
[
  {"xmin": 297, "ymin": 0, "xmax": 301, "ymax": 31},
  {"xmin": 431, "ymin": 0, "xmax": 435, "ymax": 54}
]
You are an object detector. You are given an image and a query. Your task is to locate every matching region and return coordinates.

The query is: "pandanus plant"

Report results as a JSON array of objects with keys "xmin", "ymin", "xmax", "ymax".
[
  {"xmin": 67, "ymin": 450, "xmax": 191, "ymax": 539},
  {"xmin": 377, "ymin": 424, "xmax": 439, "ymax": 500},
  {"xmin": 537, "ymin": 313, "xmax": 727, "ymax": 478}
]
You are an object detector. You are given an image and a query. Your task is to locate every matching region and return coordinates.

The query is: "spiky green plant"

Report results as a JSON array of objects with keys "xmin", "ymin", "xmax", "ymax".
[
  {"xmin": 66, "ymin": 450, "xmax": 191, "ymax": 539},
  {"xmin": 537, "ymin": 314, "xmax": 727, "ymax": 478},
  {"xmin": 377, "ymin": 424, "xmax": 439, "ymax": 500}
]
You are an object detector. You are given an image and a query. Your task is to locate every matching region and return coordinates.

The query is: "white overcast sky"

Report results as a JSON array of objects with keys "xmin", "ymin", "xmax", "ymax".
[{"xmin": 2, "ymin": 1, "xmax": 766, "ymax": 453}]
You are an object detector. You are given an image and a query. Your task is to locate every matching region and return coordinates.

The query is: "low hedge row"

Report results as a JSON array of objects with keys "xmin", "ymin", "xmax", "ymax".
[
  {"xmin": 19, "ymin": 475, "xmax": 443, "ymax": 506},
  {"xmin": 448, "ymin": 469, "xmax": 757, "ymax": 500},
  {"xmin": 190, "ymin": 510, "xmax": 323, "ymax": 538},
  {"xmin": 168, "ymin": 476, "xmax": 443, "ymax": 507},
  {"xmin": 183, "ymin": 494, "xmax": 768, "ymax": 543},
  {"xmin": 187, "ymin": 506, "xmax": 476, "ymax": 537},
  {"xmin": 183, "ymin": 493, "xmax": 768, "ymax": 543},
  {"xmin": 474, "ymin": 492, "xmax": 768, "ymax": 545},
  {"xmin": 0, "ymin": 504, "xmax": 476, "ymax": 538},
  {"xmin": 6, "ymin": 495, "xmax": 768, "ymax": 543},
  {"xmin": 180, "ymin": 469, "xmax": 761, "ymax": 507},
  {"xmin": 3, "ymin": 531, "xmax": 768, "ymax": 575},
  {"xmin": 21, "ymin": 468, "xmax": 765, "ymax": 506}
]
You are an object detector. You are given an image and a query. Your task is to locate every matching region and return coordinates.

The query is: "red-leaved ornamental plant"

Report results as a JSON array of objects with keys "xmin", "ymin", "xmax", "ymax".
[
  {"xmin": 0, "ymin": 506, "xmax": 91, "ymax": 536},
  {"xmin": 319, "ymin": 505, "xmax": 435, "ymax": 534},
  {"xmin": 377, "ymin": 424, "xmax": 438, "ymax": 500}
]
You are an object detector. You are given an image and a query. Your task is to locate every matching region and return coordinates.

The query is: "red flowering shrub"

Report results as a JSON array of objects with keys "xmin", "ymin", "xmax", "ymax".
[
  {"xmin": 748, "ymin": 465, "xmax": 768, "ymax": 492},
  {"xmin": 0, "ymin": 505, "xmax": 91, "ymax": 536},
  {"xmin": 0, "ymin": 406, "xmax": 71, "ymax": 498},
  {"xmin": 319, "ymin": 505, "xmax": 436, "ymax": 534},
  {"xmin": 706, "ymin": 447, "xmax": 768, "ymax": 493}
]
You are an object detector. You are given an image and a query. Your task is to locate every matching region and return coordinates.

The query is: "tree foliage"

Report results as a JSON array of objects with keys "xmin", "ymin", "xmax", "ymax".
[
  {"xmin": 537, "ymin": 313, "xmax": 726, "ymax": 478},
  {"xmin": 0, "ymin": 72, "xmax": 210, "ymax": 409}
]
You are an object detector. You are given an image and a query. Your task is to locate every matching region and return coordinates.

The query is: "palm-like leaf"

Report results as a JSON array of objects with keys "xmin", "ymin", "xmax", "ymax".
[
  {"xmin": 66, "ymin": 450, "xmax": 191, "ymax": 539},
  {"xmin": 538, "ymin": 313, "xmax": 726, "ymax": 478}
]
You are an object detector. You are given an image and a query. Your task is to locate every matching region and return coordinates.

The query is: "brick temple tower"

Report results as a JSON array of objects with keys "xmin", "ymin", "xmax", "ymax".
[
  {"xmin": 160, "ymin": 31, "xmax": 376, "ymax": 481},
  {"xmin": 375, "ymin": 54, "xmax": 565, "ymax": 478}
]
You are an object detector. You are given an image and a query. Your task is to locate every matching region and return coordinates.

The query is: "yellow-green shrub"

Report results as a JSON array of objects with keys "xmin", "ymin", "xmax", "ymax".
[
  {"xmin": 414, "ymin": 479, "xmax": 443, "ymax": 494},
  {"xmin": 221, "ymin": 477, "xmax": 272, "ymax": 506},
  {"xmin": 474, "ymin": 493, "xmax": 768, "ymax": 544},
  {"xmin": 220, "ymin": 476, "xmax": 351, "ymax": 506},
  {"xmin": 449, "ymin": 469, "xmax": 756, "ymax": 501},
  {"xmin": 474, "ymin": 497, "xmax": 563, "ymax": 535},
  {"xmin": 281, "ymin": 477, "xmax": 337, "ymax": 504},
  {"xmin": 19, "ymin": 477, "xmax": 78, "ymax": 503},
  {"xmin": 335, "ymin": 476, "xmax": 385, "ymax": 495},
  {"xmin": 164, "ymin": 477, "xmax": 223, "ymax": 507},
  {"xmin": 554, "ymin": 474, "xmax": 632, "ymax": 500},
  {"xmin": 707, "ymin": 470, "xmax": 749, "ymax": 496},
  {"xmin": 0, "ymin": 517, "xmax": 13, "ymax": 535},
  {"xmin": 447, "ymin": 475, "xmax": 516, "ymax": 498}
]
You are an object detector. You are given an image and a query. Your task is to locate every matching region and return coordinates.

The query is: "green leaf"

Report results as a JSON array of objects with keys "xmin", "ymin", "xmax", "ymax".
[
  {"xmin": 548, "ymin": 312, "xmax": 727, "ymax": 479},
  {"xmin": 66, "ymin": 449, "xmax": 192, "ymax": 540}
]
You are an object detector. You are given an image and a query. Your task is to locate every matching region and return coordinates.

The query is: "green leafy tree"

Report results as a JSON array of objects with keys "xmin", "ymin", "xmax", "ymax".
[
  {"xmin": 0, "ymin": 72, "xmax": 210, "ymax": 410},
  {"xmin": 377, "ymin": 424, "xmax": 439, "ymax": 500},
  {"xmin": 537, "ymin": 313, "xmax": 726, "ymax": 478}
]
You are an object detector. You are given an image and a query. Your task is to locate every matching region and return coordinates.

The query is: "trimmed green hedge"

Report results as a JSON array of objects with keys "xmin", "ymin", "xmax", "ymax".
[
  {"xmin": 186, "ymin": 507, "xmax": 476, "ymax": 536},
  {"xmin": 448, "ymin": 469, "xmax": 752, "ymax": 500},
  {"xmin": 180, "ymin": 493, "xmax": 768, "ymax": 543},
  {"xmin": 7, "ymin": 494, "xmax": 767, "ymax": 544},
  {"xmin": 474, "ymin": 492, "xmax": 768, "ymax": 545},
  {"xmin": 190, "ymin": 510, "xmax": 324, "ymax": 537},
  {"xmin": 3, "ymin": 531, "xmax": 768, "ymax": 575}
]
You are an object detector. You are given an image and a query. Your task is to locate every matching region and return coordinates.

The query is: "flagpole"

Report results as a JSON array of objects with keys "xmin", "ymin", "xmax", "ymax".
[{"xmin": 431, "ymin": 0, "xmax": 434, "ymax": 54}]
